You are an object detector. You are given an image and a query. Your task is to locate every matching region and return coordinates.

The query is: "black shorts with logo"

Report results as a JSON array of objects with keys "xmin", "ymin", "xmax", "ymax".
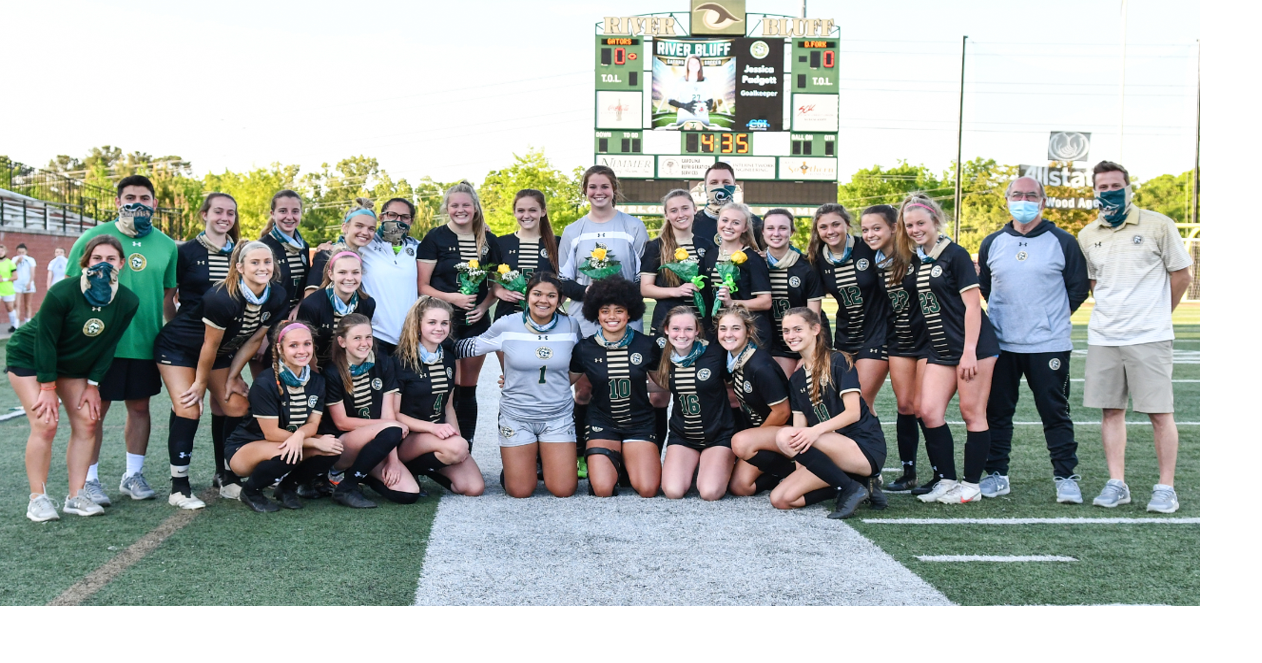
[{"xmin": 98, "ymin": 357, "xmax": 163, "ymax": 401}]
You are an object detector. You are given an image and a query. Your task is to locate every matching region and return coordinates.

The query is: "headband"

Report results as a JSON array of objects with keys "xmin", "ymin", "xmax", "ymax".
[
  {"xmin": 328, "ymin": 250, "xmax": 361, "ymax": 268},
  {"xmin": 278, "ymin": 322, "xmax": 309, "ymax": 341},
  {"xmin": 906, "ymin": 202, "xmax": 937, "ymax": 213},
  {"xmin": 343, "ymin": 208, "xmax": 377, "ymax": 223}
]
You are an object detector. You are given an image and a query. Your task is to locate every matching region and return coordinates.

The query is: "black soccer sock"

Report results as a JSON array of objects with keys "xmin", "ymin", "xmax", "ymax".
[
  {"xmin": 245, "ymin": 456, "xmax": 291, "ymax": 492},
  {"xmin": 962, "ymin": 429, "xmax": 992, "ymax": 484},
  {"xmin": 653, "ymin": 406, "xmax": 668, "ymax": 446},
  {"xmin": 454, "ymin": 385, "xmax": 478, "ymax": 448},
  {"xmin": 752, "ymin": 472, "xmax": 782, "ymax": 494},
  {"xmin": 210, "ymin": 413, "xmax": 226, "ymax": 473},
  {"xmin": 341, "ymin": 427, "xmax": 404, "ymax": 490},
  {"xmin": 896, "ymin": 413, "xmax": 919, "ymax": 472},
  {"xmin": 747, "ymin": 450, "xmax": 796, "ymax": 478},
  {"xmin": 218, "ymin": 415, "xmax": 244, "ymax": 485},
  {"xmin": 405, "ymin": 452, "xmax": 453, "ymax": 492},
  {"xmin": 794, "ymin": 447, "xmax": 854, "ymax": 490},
  {"xmin": 285, "ymin": 454, "xmax": 337, "ymax": 491},
  {"xmin": 802, "ymin": 486, "xmax": 839, "ymax": 506},
  {"xmin": 167, "ymin": 412, "xmax": 199, "ymax": 493},
  {"xmin": 363, "ymin": 475, "xmax": 421, "ymax": 504},
  {"xmin": 573, "ymin": 403, "xmax": 589, "ymax": 456},
  {"xmin": 922, "ymin": 424, "xmax": 957, "ymax": 481}
]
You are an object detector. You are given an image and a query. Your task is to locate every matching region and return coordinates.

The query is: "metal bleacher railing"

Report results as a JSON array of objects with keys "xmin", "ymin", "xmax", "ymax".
[{"xmin": 0, "ymin": 157, "xmax": 182, "ymax": 235}]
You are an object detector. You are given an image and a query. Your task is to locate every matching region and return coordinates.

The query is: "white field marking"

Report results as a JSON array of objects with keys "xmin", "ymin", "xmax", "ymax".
[
  {"xmin": 878, "ymin": 421, "xmax": 1200, "ymax": 426},
  {"xmin": 880, "ymin": 378, "xmax": 1198, "ymax": 383},
  {"xmin": 916, "ymin": 555, "xmax": 1077, "ymax": 562},
  {"xmin": 0, "ymin": 410, "xmax": 26, "ymax": 422},
  {"xmin": 860, "ymin": 517, "xmax": 1200, "ymax": 525}
]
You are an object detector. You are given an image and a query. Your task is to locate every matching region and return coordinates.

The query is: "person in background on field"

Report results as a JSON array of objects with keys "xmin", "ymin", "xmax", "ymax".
[
  {"xmin": 1078, "ymin": 160, "xmax": 1193, "ymax": 513},
  {"xmin": 13, "ymin": 244, "xmax": 36, "ymax": 327},
  {"xmin": 0, "ymin": 245, "xmax": 17, "ymax": 332},
  {"xmin": 692, "ymin": 162, "xmax": 763, "ymax": 249},
  {"xmin": 359, "ymin": 197, "xmax": 420, "ymax": 355},
  {"xmin": 65, "ymin": 175, "xmax": 179, "ymax": 507},
  {"xmin": 977, "ymin": 176, "xmax": 1089, "ymax": 504},
  {"xmin": 47, "ymin": 247, "xmax": 69, "ymax": 289},
  {"xmin": 7, "ymin": 235, "xmax": 139, "ymax": 521}
]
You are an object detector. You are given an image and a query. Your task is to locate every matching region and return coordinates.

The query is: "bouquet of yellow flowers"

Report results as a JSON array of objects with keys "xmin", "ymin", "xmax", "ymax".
[
  {"xmin": 660, "ymin": 246, "xmax": 707, "ymax": 313},
  {"xmin": 491, "ymin": 263, "xmax": 530, "ymax": 312},
  {"xmin": 455, "ymin": 259, "xmax": 490, "ymax": 295},
  {"xmin": 578, "ymin": 242, "xmax": 621, "ymax": 280},
  {"xmin": 711, "ymin": 249, "xmax": 748, "ymax": 316}
]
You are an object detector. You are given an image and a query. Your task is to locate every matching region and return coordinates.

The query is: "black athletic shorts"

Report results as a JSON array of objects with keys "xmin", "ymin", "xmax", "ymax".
[
  {"xmin": 5, "ymin": 365, "xmax": 36, "ymax": 378},
  {"xmin": 855, "ymin": 338, "xmax": 889, "ymax": 362},
  {"xmin": 98, "ymin": 357, "xmax": 163, "ymax": 401},
  {"xmin": 850, "ymin": 431, "xmax": 887, "ymax": 476},
  {"xmin": 586, "ymin": 419, "xmax": 658, "ymax": 446},
  {"xmin": 665, "ymin": 432, "xmax": 733, "ymax": 451},
  {"xmin": 154, "ymin": 337, "xmax": 234, "ymax": 371}
]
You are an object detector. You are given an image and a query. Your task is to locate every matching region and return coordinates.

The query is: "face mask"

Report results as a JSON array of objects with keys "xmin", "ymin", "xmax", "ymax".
[
  {"xmin": 1008, "ymin": 200, "xmax": 1041, "ymax": 224},
  {"xmin": 1096, "ymin": 186, "xmax": 1132, "ymax": 227},
  {"xmin": 670, "ymin": 340, "xmax": 706, "ymax": 368},
  {"xmin": 118, "ymin": 203, "xmax": 154, "ymax": 238},
  {"xmin": 706, "ymin": 184, "xmax": 736, "ymax": 214},
  {"xmin": 241, "ymin": 279, "xmax": 270, "ymax": 306},
  {"xmin": 349, "ymin": 351, "xmax": 375, "ymax": 377},
  {"xmin": 279, "ymin": 364, "xmax": 310, "ymax": 388},
  {"xmin": 327, "ymin": 286, "xmax": 358, "ymax": 315},
  {"xmin": 377, "ymin": 220, "xmax": 410, "ymax": 244},
  {"xmin": 81, "ymin": 262, "xmax": 118, "ymax": 307}
]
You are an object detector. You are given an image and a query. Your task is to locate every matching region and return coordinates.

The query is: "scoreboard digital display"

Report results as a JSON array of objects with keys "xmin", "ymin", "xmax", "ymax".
[{"xmin": 593, "ymin": 6, "xmax": 840, "ymax": 204}]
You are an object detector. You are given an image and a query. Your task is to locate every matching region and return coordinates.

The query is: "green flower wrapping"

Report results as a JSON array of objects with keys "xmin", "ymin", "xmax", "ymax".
[
  {"xmin": 711, "ymin": 261, "xmax": 741, "ymax": 316},
  {"xmin": 578, "ymin": 242, "xmax": 622, "ymax": 281},
  {"xmin": 455, "ymin": 260, "xmax": 489, "ymax": 296},
  {"xmin": 492, "ymin": 267, "xmax": 530, "ymax": 312},
  {"xmin": 660, "ymin": 259, "xmax": 707, "ymax": 313}
]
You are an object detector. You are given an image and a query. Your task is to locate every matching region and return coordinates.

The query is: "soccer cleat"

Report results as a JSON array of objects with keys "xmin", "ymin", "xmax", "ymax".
[
  {"xmin": 979, "ymin": 472, "xmax": 1010, "ymax": 498},
  {"xmin": 63, "ymin": 490, "xmax": 106, "ymax": 517},
  {"xmin": 295, "ymin": 476, "xmax": 333, "ymax": 500},
  {"xmin": 332, "ymin": 485, "xmax": 377, "ymax": 509},
  {"xmin": 1092, "ymin": 479, "xmax": 1131, "ymax": 508},
  {"xmin": 239, "ymin": 486, "xmax": 279, "ymax": 513},
  {"xmin": 168, "ymin": 491, "xmax": 206, "ymax": 510},
  {"xmin": 1146, "ymin": 484, "xmax": 1179, "ymax": 514},
  {"xmin": 1054, "ymin": 475, "xmax": 1083, "ymax": 504},
  {"xmin": 273, "ymin": 487, "xmax": 304, "ymax": 510},
  {"xmin": 917, "ymin": 478, "xmax": 957, "ymax": 503},
  {"xmin": 327, "ymin": 469, "xmax": 344, "ymax": 487},
  {"xmin": 27, "ymin": 493, "xmax": 60, "ymax": 522},
  {"xmin": 119, "ymin": 472, "xmax": 156, "ymax": 500},
  {"xmin": 936, "ymin": 480, "xmax": 982, "ymax": 504},
  {"xmin": 865, "ymin": 475, "xmax": 888, "ymax": 510},
  {"xmin": 219, "ymin": 482, "xmax": 242, "ymax": 500},
  {"xmin": 828, "ymin": 481, "xmax": 870, "ymax": 520},
  {"xmin": 884, "ymin": 471, "xmax": 917, "ymax": 492},
  {"xmin": 910, "ymin": 478, "xmax": 940, "ymax": 496},
  {"xmin": 82, "ymin": 479, "xmax": 111, "ymax": 506}
]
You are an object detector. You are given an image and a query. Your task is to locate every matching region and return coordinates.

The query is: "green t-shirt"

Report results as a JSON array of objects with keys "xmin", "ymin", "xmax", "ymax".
[
  {"xmin": 66, "ymin": 222, "xmax": 178, "ymax": 360},
  {"xmin": 0, "ymin": 258, "xmax": 15, "ymax": 297},
  {"xmin": 6, "ymin": 278, "xmax": 140, "ymax": 383}
]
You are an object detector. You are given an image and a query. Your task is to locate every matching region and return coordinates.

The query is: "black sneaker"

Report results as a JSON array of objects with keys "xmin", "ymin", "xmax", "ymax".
[
  {"xmin": 828, "ymin": 481, "xmax": 870, "ymax": 520},
  {"xmin": 239, "ymin": 486, "xmax": 279, "ymax": 513},
  {"xmin": 273, "ymin": 486, "xmax": 304, "ymax": 510},
  {"xmin": 332, "ymin": 485, "xmax": 377, "ymax": 509},
  {"xmin": 910, "ymin": 477, "xmax": 941, "ymax": 496},
  {"xmin": 866, "ymin": 475, "xmax": 888, "ymax": 510},
  {"xmin": 296, "ymin": 475, "xmax": 333, "ymax": 500},
  {"xmin": 885, "ymin": 471, "xmax": 918, "ymax": 492}
]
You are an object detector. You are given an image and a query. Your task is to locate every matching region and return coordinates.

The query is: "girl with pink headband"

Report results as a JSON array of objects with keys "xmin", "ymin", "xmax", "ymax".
[
  {"xmin": 304, "ymin": 198, "xmax": 378, "ymax": 296},
  {"xmin": 297, "ymin": 248, "xmax": 377, "ymax": 370}
]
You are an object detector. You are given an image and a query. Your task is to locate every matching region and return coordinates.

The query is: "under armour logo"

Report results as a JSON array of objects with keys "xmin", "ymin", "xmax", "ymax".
[
  {"xmin": 1093, "ymin": 242, "xmax": 1102, "ymax": 248},
  {"xmin": 353, "ymin": 471, "xmax": 366, "ymax": 478},
  {"xmin": 178, "ymin": 452, "xmax": 190, "ymax": 459},
  {"xmin": 133, "ymin": 242, "xmax": 142, "ymax": 247},
  {"xmin": 1018, "ymin": 241, "xmax": 1028, "ymax": 246}
]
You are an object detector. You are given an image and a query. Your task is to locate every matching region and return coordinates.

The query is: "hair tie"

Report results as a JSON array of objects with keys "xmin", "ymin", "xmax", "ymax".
[
  {"xmin": 343, "ymin": 208, "xmax": 377, "ymax": 224},
  {"xmin": 328, "ymin": 250, "xmax": 361, "ymax": 269},
  {"xmin": 278, "ymin": 322, "xmax": 309, "ymax": 341},
  {"xmin": 906, "ymin": 202, "xmax": 937, "ymax": 213}
]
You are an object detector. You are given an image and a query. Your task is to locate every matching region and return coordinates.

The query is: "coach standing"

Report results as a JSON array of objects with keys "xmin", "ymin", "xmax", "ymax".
[
  {"xmin": 978, "ymin": 177, "xmax": 1089, "ymax": 503},
  {"xmin": 1078, "ymin": 161, "xmax": 1193, "ymax": 513}
]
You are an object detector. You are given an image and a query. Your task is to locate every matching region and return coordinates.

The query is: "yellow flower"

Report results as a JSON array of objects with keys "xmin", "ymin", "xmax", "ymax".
[
  {"xmin": 468, "ymin": 259, "xmax": 479, "ymax": 270},
  {"xmin": 591, "ymin": 247, "xmax": 608, "ymax": 261},
  {"xmin": 674, "ymin": 247, "xmax": 690, "ymax": 261},
  {"xmin": 497, "ymin": 264, "xmax": 510, "ymax": 275},
  {"xmin": 731, "ymin": 250, "xmax": 748, "ymax": 265}
]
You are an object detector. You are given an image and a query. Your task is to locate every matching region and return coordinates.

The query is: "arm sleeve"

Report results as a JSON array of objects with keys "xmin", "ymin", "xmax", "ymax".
[
  {"xmin": 788, "ymin": 375, "xmax": 807, "ymax": 417},
  {"xmin": 640, "ymin": 240, "xmax": 662, "ymax": 276},
  {"xmin": 835, "ymin": 353, "xmax": 862, "ymax": 395},
  {"xmin": 556, "ymin": 222, "xmax": 579, "ymax": 280},
  {"xmin": 746, "ymin": 255, "xmax": 772, "ymax": 295},
  {"xmin": 977, "ymin": 234, "xmax": 995, "ymax": 300},
  {"xmin": 324, "ymin": 370, "xmax": 346, "ymax": 409},
  {"xmin": 175, "ymin": 245, "xmax": 190, "ymax": 289},
  {"xmin": 309, "ymin": 375, "xmax": 325, "ymax": 414},
  {"xmin": 382, "ymin": 355, "xmax": 399, "ymax": 393},
  {"xmin": 359, "ymin": 296, "xmax": 376, "ymax": 320},
  {"xmin": 307, "ymin": 251, "xmax": 329, "ymax": 289},
  {"xmin": 569, "ymin": 342, "xmax": 584, "ymax": 374},
  {"xmin": 416, "ymin": 233, "xmax": 439, "ymax": 263},
  {"xmin": 453, "ymin": 316, "xmax": 506, "ymax": 358},
  {"xmin": 803, "ymin": 264, "xmax": 825, "ymax": 300},
  {"xmin": 33, "ymin": 291, "xmax": 68, "ymax": 383},
  {"xmin": 647, "ymin": 337, "xmax": 664, "ymax": 367},
  {"xmin": 1059, "ymin": 230, "xmax": 1091, "ymax": 313},
  {"xmin": 952, "ymin": 247, "xmax": 980, "ymax": 293},
  {"xmin": 631, "ymin": 217, "xmax": 649, "ymax": 265},
  {"xmin": 1077, "ymin": 233, "xmax": 1098, "ymax": 281},
  {"xmin": 484, "ymin": 234, "xmax": 503, "ymax": 265},
  {"xmin": 201, "ymin": 290, "xmax": 237, "ymax": 330},
  {"xmin": 756, "ymin": 359, "xmax": 790, "ymax": 406},
  {"xmin": 251, "ymin": 379, "xmax": 282, "ymax": 418},
  {"xmin": 295, "ymin": 296, "xmax": 319, "ymax": 329}
]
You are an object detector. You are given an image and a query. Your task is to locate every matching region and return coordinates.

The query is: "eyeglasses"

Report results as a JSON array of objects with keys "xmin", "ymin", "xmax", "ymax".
[
  {"xmin": 381, "ymin": 211, "xmax": 413, "ymax": 222},
  {"xmin": 1007, "ymin": 192, "xmax": 1043, "ymax": 202}
]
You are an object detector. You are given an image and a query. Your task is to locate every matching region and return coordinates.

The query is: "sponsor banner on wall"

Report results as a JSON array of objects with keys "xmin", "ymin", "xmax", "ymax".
[
  {"xmin": 658, "ymin": 155, "xmax": 716, "ymax": 178},
  {"xmin": 717, "ymin": 156, "xmax": 777, "ymax": 180},
  {"xmin": 1020, "ymin": 164, "xmax": 1094, "ymax": 188},
  {"xmin": 779, "ymin": 157, "xmax": 837, "ymax": 181},
  {"xmin": 597, "ymin": 154, "xmax": 655, "ymax": 178},
  {"xmin": 596, "ymin": 91, "xmax": 643, "ymax": 129},
  {"xmin": 791, "ymin": 93, "xmax": 838, "ymax": 132}
]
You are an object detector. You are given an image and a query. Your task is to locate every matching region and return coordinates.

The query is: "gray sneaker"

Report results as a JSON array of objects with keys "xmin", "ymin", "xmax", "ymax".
[
  {"xmin": 83, "ymin": 478, "xmax": 111, "ymax": 506},
  {"xmin": 1092, "ymin": 479, "xmax": 1131, "ymax": 508},
  {"xmin": 979, "ymin": 472, "xmax": 1010, "ymax": 498},
  {"xmin": 64, "ymin": 490, "xmax": 105, "ymax": 517},
  {"xmin": 119, "ymin": 472, "xmax": 156, "ymax": 500},
  {"xmin": 1054, "ymin": 475, "xmax": 1083, "ymax": 504},
  {"xmin": 27, "ymin": 493, "xmax": 60, "ymax": 522},
  {"xmin": 1147, "ymin": 484, "xmax": 1179, "ymax": 513}
]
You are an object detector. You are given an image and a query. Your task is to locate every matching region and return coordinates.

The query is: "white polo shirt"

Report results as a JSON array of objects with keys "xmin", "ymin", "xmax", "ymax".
[
  {"xmin": 361, "ymin": 235, "xmax": 420, "ymax": 345},
  {"xmin": 1077, "ymin": 206, "xmax": 1193, "ymax": 346}
]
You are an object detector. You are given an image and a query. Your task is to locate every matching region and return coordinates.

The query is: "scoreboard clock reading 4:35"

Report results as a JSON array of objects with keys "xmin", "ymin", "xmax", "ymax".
[{"xmin": 594, "ymin": 1, "xmax": 840, "ymax": 210}]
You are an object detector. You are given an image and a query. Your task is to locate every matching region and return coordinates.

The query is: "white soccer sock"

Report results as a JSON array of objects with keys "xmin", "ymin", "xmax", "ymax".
[
  {"xmin": 7, "ymin": 311, "xmax": 17, "ymax": 327},
  {"xmin": 125, "ymin": 453, "xmax": 145, "ymax": 478},
  {"xmin": 86, "ymin": 463, "xmax": 99, "ymax": 482}
]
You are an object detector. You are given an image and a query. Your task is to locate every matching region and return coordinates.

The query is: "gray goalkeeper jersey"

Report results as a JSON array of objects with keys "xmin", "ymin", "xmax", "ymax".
[
  {"xmin": 454, "ymin": 312, "xmax": 580, "ymax": 421},
  {"xmin": 557, "ymin": 210, "xmax": 649, "ymax": 336}
]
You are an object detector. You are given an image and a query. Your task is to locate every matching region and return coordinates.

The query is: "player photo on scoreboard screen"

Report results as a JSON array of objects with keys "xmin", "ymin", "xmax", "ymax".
[{"xmin": 652, "ymin": 38, "xmax": 737, "ymax": 131}]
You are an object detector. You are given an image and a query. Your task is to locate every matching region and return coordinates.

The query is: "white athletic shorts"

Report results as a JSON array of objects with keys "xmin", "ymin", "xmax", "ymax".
[
  {"xmin": 13, "ymin": 281, "xmax": 34, "ymax": 294},
  {"xmin": 0, "ymin": 294, "xmax": 13, "ymax": 303},
  {"xmin": 497, "ymin": 413, "xmax": 576, "ymax": 447}
]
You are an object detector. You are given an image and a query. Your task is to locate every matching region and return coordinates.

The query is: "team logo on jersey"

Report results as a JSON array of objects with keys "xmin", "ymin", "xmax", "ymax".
[
  {"xmin": 500, "ymin": 425, "xmax": 516, "ymax": 439},
  {"xmin": 261, "ymin": 312, "xmax": 271, "ymax": 322},
  {"xmin": 697, "ymin": 247, "xmax": 707, "ymax": 257},
  {"xmin": 406, "ymin": 247, "xmax": 415, "ymax": 256},
  {"xmin": 536, "ymin": 347, "xmax": 553, "ymax": 359},
  {"xmin": 630, "ymin": 352, "xmax": 643, "ymax": 365},
  {"xmin": 1049, "ymin": 358, "xmax": 1061, "ymax": 371},
  {"xmin": 789, "ymin": 276, "xmax": 801, "ymax": 288},
  {"xmin": 540, "ymin": 248, "xmax": 549, "ymax": 259},
  {"xmin": 371, "ymin": 378, "xmax": 383, "ymax": 390},
  {"xmin": 1132, "ymin": 235, "xmax": 1143, "ymax": 245},
  {"xmin": 358, "ymin": 407, "xmax": 371, "ymax": 418},
  {"xmin": 480, "ymin": 244, "xmax": 489, "ymax": 256},
  {"xmin": 931, "ymin": 265, "xmax": 943, "ymax": 278},
  {"xmin": 128, "ymin": 253, "xmax": 147, "ymax": 271},
  {"xmin": 657, "ymin": 337, "xmax": 667, "ymax": 348},
  {"xmin": 1016, "ymin": 251, "xmax": 1028, "ymax": 261},
  {"xmin": 82, "ymin": 318, "xmax": 105, "ymax": 337},
  {"xmin": 286, "ymin": 424, "xmax": 299, "ymax": 433},
  {"xmin": 308, "ymin": 395, "xmax": 318, "ymax": 408},
  {"xmin": 446, "ymin": 367, "xmax": 454, "ymax": 378},
  {"xmin": 857, "ymin": 259, "xmax": 870, "ymax": 271},
  {"xmin": 697, "ymin": 368, "xmax": 712, "ymax": 381},
  {"xmin": 743, "ymin": 380, "xmax": 753, "ymax": 393}
]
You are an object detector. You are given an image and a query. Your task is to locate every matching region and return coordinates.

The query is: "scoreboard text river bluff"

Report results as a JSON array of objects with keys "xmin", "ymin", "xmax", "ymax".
[{"xmin": 594, "ymin": 1, "xmax": 841, "ymax": 216}]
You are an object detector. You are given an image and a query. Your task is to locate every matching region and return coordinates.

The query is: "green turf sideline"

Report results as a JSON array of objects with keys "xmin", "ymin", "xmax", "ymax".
[
  {"xmin": 916, "ymin": 555, "xmax": 1078, "ymax": 562},
  {"xmin": 861, "ymin": 517, "xmax": 1201, "ymax": 524}
]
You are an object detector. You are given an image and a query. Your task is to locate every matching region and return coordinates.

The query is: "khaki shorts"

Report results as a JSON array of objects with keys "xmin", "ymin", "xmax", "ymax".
[{"xmin": 1083, "ymin": 341, "xmax": 1174, "ymax": 413}]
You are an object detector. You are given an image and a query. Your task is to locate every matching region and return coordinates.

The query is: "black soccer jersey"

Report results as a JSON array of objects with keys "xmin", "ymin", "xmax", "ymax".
[
  {"xmin": 260, "ymin": 233, "xmax": 310, "ymax": 311},
  {"xmin": 306, "ymin": 248, "xmax": 331, "ymax": 291},
  {"xmin": 726, "ymin": 346, "xmax": 791, "ymax": 428},
  {"xmin": 158, "ymin": 283, "xmax": 288, "ymax": 358},
  {"xmin": 396, "ymin": 339, "xmax": 457, "ymax": 424},
  {"xmin": 700, "ymin": 245, "xmax": 774, "ymax": 342},
  {"xmin": 320, "ymin": 353, "xmax": 400, "ymax": 434},
  {"xmin": 692, "ymin": 210, "xmax": 764, "ymax": 250},
  {"xmin": 229, "ymin": 367, "xmax": 325, "ymax": 444},
  {"xmin": 789, "ymin": 352, "xmax": 884, "ymax": 452},
  {"xmin": 877, "ymin": 260, "xmax": 929, "ymax": 358},
  {"xmin": 176, "ymin": 236, "xmax": 232, "ymax": 311},
  {"xmin": 640, "ymin": 233, "xmax": 715, "ymax": 334},
  {"xmin": 491, "ymin": 233, "xmax": 554, "ymax": 323},
  {"xmin": 767, "ymin": 251, "xmax": 825, "ymax": 358},
  {"xmin": 570, "ymin": 330, "xmax": 663, "ymax": 430},
  {"xmin": 816, "ymin": 239, "xmax": 889, "ymax": 355},
  {"xmin": 916, "ymin": 241, "xmax": 1000, "ymax": 365},
  {"xmin": 418, "ymin": 225, "xmax": 502, "ymax": 334},
  {"xmin": 295, "ymin": 289, "xmax": 378, "ymax": 369},
  {"xmin": 666, "ymin": 341, "xmax": 735, "ymax": 445}
]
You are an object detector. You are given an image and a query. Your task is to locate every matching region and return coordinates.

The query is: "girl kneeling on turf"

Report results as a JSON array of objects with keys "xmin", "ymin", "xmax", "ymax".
[
  {"xmin": 226, "ymin": 322, "xmax": 344, "ymax": 512},
  {"xmin": 8, "ymin": 235, "xmax": 139, "ymax": 521},
  {"xmin": 715, "ymin": 306, "xmax": 795, "ymax": 497},
  {"xmin": 570, "ymin": 276, "xmax": 663, "ymax": 498},
  {"xmin": 392, "ymin": 296, "xmax": 484, "ymax": 496},
  {"xmin": 772, "ymin": 308, "xmax": 888, "ymax": 519},
  {"xmin": 656, "ymin": 306, "xmax": 737, "ymax": 500}
]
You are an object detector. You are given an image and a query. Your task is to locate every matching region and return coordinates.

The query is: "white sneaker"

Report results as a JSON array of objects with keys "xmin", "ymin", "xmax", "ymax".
[
  {"xmin": 27, "ymin": 493, "xmax": 60, "ymax": 522},
  {"xmin": 936, "ymin": 480, "xmax": 982, "ymax": 504},
  {"xmin": 82, "ymin": 478, "xmax": 111, "ymax": 506},
  {"xmin": 168, "ymin": 491, "xmax": 206, "ymax": 510},
  {"xmin": 64, "ymin": 490, "xmax": 106, "ymax": 517},
  {"xmin": 917, "ymin": 478, "xmax": 957, "ymax": 503},
  {"xmin": 119, "ymin": 472, "xmax": 156, "ymax": 500},
  {"xmin": 219, "ymin": 482, "xmax": 242, "ymax": 500}
]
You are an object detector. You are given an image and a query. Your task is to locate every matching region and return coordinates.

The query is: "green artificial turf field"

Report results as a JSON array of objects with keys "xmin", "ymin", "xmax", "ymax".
[{"xmin": 0, "ymin": 305, "xmax": 1199, "ymax": 606}]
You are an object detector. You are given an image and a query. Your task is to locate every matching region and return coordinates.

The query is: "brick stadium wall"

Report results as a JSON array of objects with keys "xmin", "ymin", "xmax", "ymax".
[{"xmin": 0, "ymin": 229, "xmax": 82, "ymax": 313}]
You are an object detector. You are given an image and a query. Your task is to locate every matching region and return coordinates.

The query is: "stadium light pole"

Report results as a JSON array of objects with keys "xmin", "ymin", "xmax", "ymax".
[{"xmin": 953, "ymin": 35, "xmax": 967, "ymax": 241}]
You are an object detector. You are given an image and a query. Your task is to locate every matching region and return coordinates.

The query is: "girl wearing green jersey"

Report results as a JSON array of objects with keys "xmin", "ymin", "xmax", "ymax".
[{"xmin": 7, "ymin": 236, "xmax": 139, "ymax": 521}]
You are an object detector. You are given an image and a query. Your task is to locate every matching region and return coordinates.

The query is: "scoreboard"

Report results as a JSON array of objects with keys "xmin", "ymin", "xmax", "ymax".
[{"xmin": 594, "ymin": 4, "xmax": 840, "ymax": 209}]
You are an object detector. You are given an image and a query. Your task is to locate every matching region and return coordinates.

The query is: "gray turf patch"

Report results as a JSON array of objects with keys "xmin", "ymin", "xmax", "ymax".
[{"xmin": 413, "ymin": 367, "xmax": 950, "ymax": 606}]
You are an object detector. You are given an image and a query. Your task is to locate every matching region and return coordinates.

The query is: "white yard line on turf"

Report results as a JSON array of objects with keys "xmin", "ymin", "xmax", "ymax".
[
  {"xmin": 916, "ymin": 555, "xmax": 1077, "ymax": 562},
  {"xmin": 878, "ymin": 421, "xmax": 1200, "ymax": 426},
  {"xmin": 881, "ymin": 379, "xmax": 1199, "ymax": 383},
  {"xmin": 413, "ymin": 369, "xmax": 952, "ymax": 606},
  {"xmin": 861, "ymin": 517, "xmax": 1200, "ymax": 525}
]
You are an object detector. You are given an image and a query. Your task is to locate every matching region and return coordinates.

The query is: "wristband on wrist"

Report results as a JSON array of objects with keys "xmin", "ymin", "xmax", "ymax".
[{"xmin": 40, "ymin": 384, "xmax": 56, "ymax": 391}]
